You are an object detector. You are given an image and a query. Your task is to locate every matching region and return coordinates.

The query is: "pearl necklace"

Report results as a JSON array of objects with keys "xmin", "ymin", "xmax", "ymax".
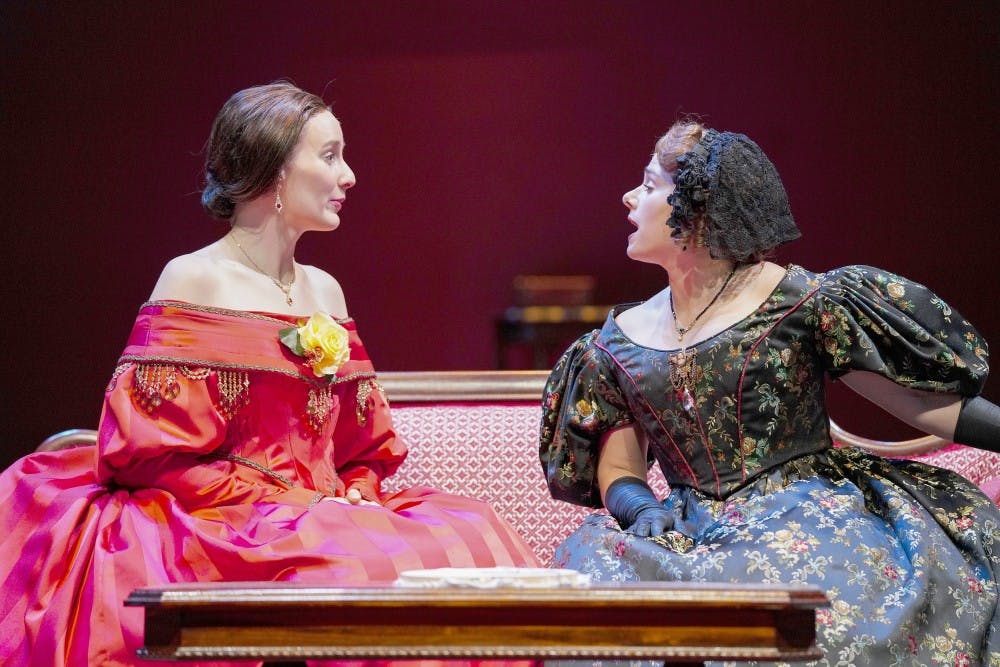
[{"xmin": 228, "ymin": 233, "xmax": 295, "ymax": 306}]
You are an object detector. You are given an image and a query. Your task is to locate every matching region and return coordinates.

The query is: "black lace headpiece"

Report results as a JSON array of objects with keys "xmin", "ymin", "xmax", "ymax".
[{"xmin": 666, "ymin": 128, "xmax": 800, "ymax": 261}]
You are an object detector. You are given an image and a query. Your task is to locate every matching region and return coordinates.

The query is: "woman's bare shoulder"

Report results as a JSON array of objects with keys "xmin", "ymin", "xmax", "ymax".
[
  {"xmin": 148, "ymin": 251, "xmax": 223, "ymax": 302},
  {"xmin": 298, "ymin": 263, "xmax": 348, "ymax": 318}
]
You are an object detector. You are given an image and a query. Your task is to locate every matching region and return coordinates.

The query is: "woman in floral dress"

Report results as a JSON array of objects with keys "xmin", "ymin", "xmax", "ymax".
[
  {"xmin": 540, "ymin": 121, "xmax": 1000, "ymax": 665},
  {"xmin": 0, "ymin": 82, "xmax": 538, "ymax": 666}
]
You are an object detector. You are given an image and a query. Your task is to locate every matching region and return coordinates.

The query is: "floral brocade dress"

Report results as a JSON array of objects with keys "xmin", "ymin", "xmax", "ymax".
[
  {"xmin": 0, "ymin": 301, "xmax": 538, "ymax": 666},
  {"xmin": 540, "ymin": 265, "xmax": 999, "ymax": 666}
]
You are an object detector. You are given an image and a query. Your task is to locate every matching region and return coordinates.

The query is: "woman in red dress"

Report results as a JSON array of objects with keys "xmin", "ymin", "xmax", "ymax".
[{"xmin": 0, "ymin": 82, "xmax": 538, "ymax": 666}]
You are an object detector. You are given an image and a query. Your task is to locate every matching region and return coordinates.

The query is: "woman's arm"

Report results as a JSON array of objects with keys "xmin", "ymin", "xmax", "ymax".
[
  {"xmin": 597, "ymin": 424, "xmax": 649, "ymax": 501},
  {"xmin": 597, "ymin": 424, "xmax": 673, "ymax": 536},
  {"xmin": 839, "ymin": 370, "xmax": 961, "ymax": 439},
  {"xmin": 840, "ymin": 370, "xmax": 1000, "ymax": 451}
]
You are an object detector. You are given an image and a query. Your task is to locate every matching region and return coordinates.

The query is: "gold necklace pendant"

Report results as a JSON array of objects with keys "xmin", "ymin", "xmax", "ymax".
[
  {"xmin": 668, "ymin": 347, "xmax": 702, "ymax": 413},
  {"xmin": 228, "ymin": 233, "xmax": 295, "ymax": 306}
]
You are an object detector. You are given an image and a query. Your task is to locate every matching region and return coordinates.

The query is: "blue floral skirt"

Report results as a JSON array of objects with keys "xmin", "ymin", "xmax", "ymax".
[{"xmin": 553, "ymin": 448, "xmax": 1000, "ymax": 666}]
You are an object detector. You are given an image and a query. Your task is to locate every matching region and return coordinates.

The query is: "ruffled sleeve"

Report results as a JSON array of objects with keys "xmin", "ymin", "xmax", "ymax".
[
  {"xmin": 539, "ymin": 331, "xmax": 635, "ymax": 508},
  {"xmin": 812, "ymin": 265, "xmax": 989, "ymax": 394}
]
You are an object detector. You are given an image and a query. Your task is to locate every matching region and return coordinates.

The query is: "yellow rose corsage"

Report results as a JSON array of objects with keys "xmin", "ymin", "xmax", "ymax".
[{"xmin": 279, "ymin": 312, "xmax": 351, "ymax": 378}]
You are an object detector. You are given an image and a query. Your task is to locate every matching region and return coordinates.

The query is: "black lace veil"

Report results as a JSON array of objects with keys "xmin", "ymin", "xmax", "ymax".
[{"xmin": 666, "ymin": 129, "xmax": 800, "ymax": 261}]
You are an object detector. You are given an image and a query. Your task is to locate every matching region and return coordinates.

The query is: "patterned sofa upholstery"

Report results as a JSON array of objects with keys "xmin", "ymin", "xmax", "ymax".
[{"xmin": 37, "ymin": 371, "xmax": 1000, "ymax": 567}]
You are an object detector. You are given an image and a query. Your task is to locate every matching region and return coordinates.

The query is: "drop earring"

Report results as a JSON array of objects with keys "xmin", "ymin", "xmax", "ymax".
[{"xmin": 275, "ymin": 191, "xmax": 283, "ymax": 213}]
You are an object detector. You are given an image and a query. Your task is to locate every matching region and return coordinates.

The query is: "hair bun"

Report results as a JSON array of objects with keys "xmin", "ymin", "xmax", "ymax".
[{"xmin": 201, "ymin": 175, "xmax": 236, "ymax": 220}]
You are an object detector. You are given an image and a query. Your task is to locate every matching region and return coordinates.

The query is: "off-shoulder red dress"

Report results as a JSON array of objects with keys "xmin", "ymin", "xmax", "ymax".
[{"xmin": 0, "ymin": 301, "xmax": 538, "ymax": 665}]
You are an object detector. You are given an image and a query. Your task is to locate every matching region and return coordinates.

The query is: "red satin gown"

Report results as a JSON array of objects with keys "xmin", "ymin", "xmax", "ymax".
[{"xmin": 0, "ymin": 301, "xmax": 539, "ymax": 666}]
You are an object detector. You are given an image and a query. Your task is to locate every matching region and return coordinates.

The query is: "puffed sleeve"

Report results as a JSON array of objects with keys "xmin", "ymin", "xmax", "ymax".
[
  {"xmin": 95, "ymin": 364, "xmax": 264, "ymax": 508},
  {"xmin": 811, "ymin": 265, "xmax": 989, "ymax": 394},
  {"xmin": 539, "ymin": 331, "xmax": 635, "ymax": 508},
  {"xmin": 331, "ymin": 375, "xmax": 407, "ymax": 502}
]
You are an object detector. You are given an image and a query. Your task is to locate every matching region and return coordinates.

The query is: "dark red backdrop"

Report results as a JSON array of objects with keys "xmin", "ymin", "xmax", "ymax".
[{"xmin": 2, "ymin": 2, "xmax": 998, "ymax": 467}]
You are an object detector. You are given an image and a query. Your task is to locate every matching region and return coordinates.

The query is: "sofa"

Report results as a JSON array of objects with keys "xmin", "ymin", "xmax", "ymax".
[{"xmin": 38, "ymin": 370, "xmax": 1000, "ymax": 566}]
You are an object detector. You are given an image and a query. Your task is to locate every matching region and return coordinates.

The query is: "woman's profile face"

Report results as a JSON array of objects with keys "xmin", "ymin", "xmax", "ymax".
[
  {"xmin": 622, "ymin": 157, "xmax": 675, "ymax": 263},
  {"xmin": 279, "ymin": 110, "xmax": 356, "ymax": 232}
]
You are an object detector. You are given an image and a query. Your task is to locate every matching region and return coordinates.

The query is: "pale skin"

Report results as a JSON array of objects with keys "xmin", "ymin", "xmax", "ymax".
[
  {"xmin": 599, "ymin": 155, "xmax": 963, "ymax": 503},
  {"xmin": 149, "ymin": 109, "xmax": 373, "ymax": 506}
]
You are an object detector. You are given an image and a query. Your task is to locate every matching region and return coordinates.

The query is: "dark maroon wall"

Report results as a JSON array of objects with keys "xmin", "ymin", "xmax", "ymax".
[{"xmin": 2, "ymin": 2, "xmax": 998, "ymax": 466}]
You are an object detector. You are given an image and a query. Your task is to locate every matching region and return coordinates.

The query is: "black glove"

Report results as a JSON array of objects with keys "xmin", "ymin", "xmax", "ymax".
[
  {"xmin": 604, "ymin": 476, "xmax": 674, "ymax": 537},
  {"xmin": 954, "ymin": 396, "xmax": 1000, "ymax": 453}
]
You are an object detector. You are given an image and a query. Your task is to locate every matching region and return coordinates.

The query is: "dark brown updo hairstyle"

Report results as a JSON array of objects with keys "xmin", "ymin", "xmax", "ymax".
[{"xmin": 201, "ymin": 82, "xmax": 329, "ymax": 219}]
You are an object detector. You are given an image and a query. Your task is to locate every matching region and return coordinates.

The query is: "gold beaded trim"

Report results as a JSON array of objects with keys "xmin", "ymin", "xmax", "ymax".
[
  {"xmin": 355, "ymin": 378, "xmax": 385, "ymax": 426},
  {"xmin": 120, "ymin": 363, "xmax": 251, "ymax": 420},
  {"xmin": 107, "ymin": 362, "xmax": 132, "ymax": 391},
  {"xmin": 216, "ymin": 370, "xmax": 250, "ymax": 420},
  {"xmin": 131, "ymin": 364, "xmax": 181, "ymax": 413},
  {"xmin": 201, "ymin": 452, "xmax": 293, "ymax": 488},
  {"xmin": 306, "ymin": 386, "xmax": 334, "ymax": 433},
  {"xmin": 142, "ymin": 300, "xmax": 354, "ymax": 325},
  {"xmin": 117, "ymin": 353, "xmax": 374, "ymax": 388},
  {"xmin": 179, "ymin": 366, "xmax": 211, "ymax": 380}
]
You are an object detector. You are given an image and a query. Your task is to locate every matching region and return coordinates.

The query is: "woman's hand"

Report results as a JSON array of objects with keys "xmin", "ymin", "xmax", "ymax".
[
  {"xmin": 604, "ymin": 476, "xmax": 674, "ymax": 536},
  {"xmin": 330, "ymin": 488, "xmax": 380, "ymax": 506},
  {"xmin": 597, "ymin": 425, "xmax": 673, "ymax": 536}
]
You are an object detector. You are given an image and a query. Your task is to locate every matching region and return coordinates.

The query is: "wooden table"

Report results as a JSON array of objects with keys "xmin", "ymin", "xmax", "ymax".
[{"xmin": 126, "ymin": 581, "xmax": 827, "ymax": 665}]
